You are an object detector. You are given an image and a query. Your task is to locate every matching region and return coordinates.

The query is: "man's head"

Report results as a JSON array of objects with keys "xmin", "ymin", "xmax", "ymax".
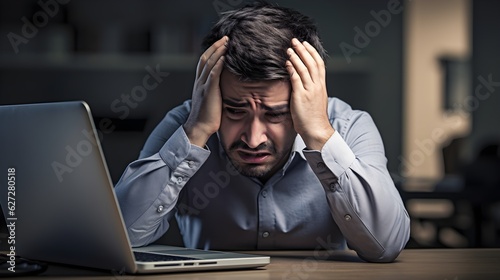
[{"xmin": 202, "ymin": 3, "xmax": 326, "ymax": 182}]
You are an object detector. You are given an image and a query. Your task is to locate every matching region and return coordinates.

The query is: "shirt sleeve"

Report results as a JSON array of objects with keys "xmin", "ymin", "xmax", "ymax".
[
  {"xmin": 303, "ymin": 112, "xmax": 410, "ymax": 262},
  {"xmin": 114, "ymin": 126, "xmax": 210, "ymax": 247}
]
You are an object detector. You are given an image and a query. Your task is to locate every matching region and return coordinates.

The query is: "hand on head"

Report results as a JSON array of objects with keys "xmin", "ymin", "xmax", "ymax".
[
  {"xmin": 183, "ymin": 36, "xmax": 228, "ymax": 147},
  {"xmin": 286, "ymin": 38, "xmax": 334, "ymax": 150}
]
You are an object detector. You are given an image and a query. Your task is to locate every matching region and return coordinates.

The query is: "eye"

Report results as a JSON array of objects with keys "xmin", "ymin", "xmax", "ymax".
[
  {"xmin": 224, "ymin": 107, "xmax": 247, "ymax": 120},
  {"xmin": 265, "ymin": 111, "xmax": 289, "ymax": 123}
]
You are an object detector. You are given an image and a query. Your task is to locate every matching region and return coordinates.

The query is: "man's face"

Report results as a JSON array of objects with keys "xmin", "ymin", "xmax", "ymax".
[{"xmin": 219, "ymin": 70, "xmax": 297, "ymax": 182}]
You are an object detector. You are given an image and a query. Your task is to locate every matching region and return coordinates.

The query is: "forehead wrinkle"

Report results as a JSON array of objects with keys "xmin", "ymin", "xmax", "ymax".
[
  {"xmin": 222, "ymin": 98, "xmax": 250, "ymax": 107},
  {"xmin": 223, "ymin": 97, "xmax": 288, "ymax": 112},
  {"xmin": 241, "ymin": 82, "xmax": 270, "ymax": 90}
]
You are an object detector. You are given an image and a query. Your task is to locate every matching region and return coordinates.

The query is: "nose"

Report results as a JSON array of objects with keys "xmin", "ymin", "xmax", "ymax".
[{"xmin": 242, "ymin": 116, "xmax": 268, "ymax": 149}]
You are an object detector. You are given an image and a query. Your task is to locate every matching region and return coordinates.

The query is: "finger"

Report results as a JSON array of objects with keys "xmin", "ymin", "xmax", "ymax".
[
  {"xmin": 199, "ymin": 44, "xmax": 227, "ymax": 85},
  {"xmin": 196, "ymin": 36, "xmax": 228, "ymax": 80},
  {"xmin": 286, "ymin": 59, "xmax": 304, "ymax": 92},
  {"xmin": 302, "ymin": 41, "xmax": 326, "ymax": 83},
  {"xmin": 291, "ymin": 38, "xmax": 319, "ymax": 84},
  {"xmin": 205, "ymin": 55, "xmax": 225, "ymax": 94},
  {"xmin": 196, "ymin": 36, "xmax": 227, "ymax": 77},
  {"xmin": 287, "ymin": 46, "xmax": 312, "ymax": 89}
]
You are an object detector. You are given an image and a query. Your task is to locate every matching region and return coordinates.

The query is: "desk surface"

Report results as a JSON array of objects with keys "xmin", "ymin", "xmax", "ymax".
[{"xmin": 5, "ymin": 248, "xmax": 500, "ymax": 280}]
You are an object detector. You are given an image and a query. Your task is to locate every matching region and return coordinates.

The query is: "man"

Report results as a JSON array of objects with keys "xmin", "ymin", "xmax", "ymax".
[{"xmin": 115, "ymin": 3, "xmax": 410, "ymax": 263}]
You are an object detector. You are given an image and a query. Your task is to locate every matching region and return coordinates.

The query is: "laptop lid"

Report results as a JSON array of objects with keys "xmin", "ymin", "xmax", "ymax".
[
  {"xmin": 0, "ymin": 101, "xmax": 269, "ymax": 274},
  {"xmin": 0, "ymin": 101, "xmax": 138, "ymax": 272}
]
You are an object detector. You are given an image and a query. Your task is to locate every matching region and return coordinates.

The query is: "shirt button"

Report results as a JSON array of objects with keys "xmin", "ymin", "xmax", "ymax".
[
  {"xmin": 317, "ymin": 162, "xmax": 326, "ymax": 169},
  {"xmin": 344, "ymin": 214, "xmax": 352, "ymax": 221},
  {"xmin": 329, "ymin": 183, "xmax": 336, "ymax": 192},
  {"xmin": 175, "ymin": 177, "xmax": 183, "ymax": 184},
  {"xmin": 261, "ymin": 190, "xmax": 267, "ymax": 198},
  {"xmin": 187, "ymin": 161, "xmax": 194, "ymax": 168},
  {"xmin": 262, "ymin": 231, "xmax": 270, "ymax": 238},
  {"xmin": 157, "ymin": 205, "xmax": 164, "ymax": 213}
]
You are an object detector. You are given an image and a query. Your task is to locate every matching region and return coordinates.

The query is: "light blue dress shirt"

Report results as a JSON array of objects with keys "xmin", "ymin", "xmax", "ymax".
[{"xmin": 114, "ymin": 97, "xmax": 410, "ymax": 262}]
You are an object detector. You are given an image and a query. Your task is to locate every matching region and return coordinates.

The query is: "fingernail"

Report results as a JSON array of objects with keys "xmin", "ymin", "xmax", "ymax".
[{"xmin": 287, "ymin": 48, "xmax": 293, "ymax": 56}]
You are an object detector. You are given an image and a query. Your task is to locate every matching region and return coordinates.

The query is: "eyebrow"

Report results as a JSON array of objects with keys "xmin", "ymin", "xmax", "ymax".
[
  {"xmin": 222, "ymin": 99, "xmax": 249, "ymax": 108},
  {"xmin": 222, "ymin": 99, "xmax": 289, "ymax": 112}
]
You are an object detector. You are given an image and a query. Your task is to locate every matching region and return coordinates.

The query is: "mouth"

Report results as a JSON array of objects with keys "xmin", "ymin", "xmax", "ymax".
[{"xmin": 237, "ymin": 150, "xmax": 271, "ymax": 164}]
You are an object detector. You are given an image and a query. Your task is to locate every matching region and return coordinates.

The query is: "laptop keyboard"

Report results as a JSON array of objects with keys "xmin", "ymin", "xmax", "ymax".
[{"xmin": 133, "ymin": 251, "xmax": 197, "ymax": 262}]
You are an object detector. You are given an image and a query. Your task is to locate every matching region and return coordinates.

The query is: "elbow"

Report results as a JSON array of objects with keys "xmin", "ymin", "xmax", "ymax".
[
  {"xmin": 127, "ymin": 218, "xmax": 172, "ymax": 248},
  {"xmin": 128, "ymin": 229, "xmax": 154, "ymax": 248},
  {"xmin": 357, "ymin": 216, "xmax": 411, "ymax": 263},
  {"xmin": 357, "ymin": 247, "xmax": 403, "ymax": 263},
  {"xmin": 127, "ymin": 225, "xmax": 163, "ymax": 248},
  {"xmin": 356, "ymin": 239, "xmax": 406, "ymax": 262}
]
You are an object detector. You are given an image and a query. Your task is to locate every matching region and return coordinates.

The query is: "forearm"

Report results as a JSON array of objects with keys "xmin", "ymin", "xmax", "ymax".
[
  {"xmin": 328, "ymin": 163, "xmax": 409, "ymax": 262},
  {"xmin": 114, "ymin": 127, "xmax": 210, "ymax": 247},
  {"xmin": 304, "ymin": 131, "xmax": 410, "ymax": 262}
]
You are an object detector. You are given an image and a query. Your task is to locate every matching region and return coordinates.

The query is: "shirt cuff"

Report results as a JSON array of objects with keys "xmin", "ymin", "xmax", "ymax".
[
  {"xmin": 159, "ymin": 126, "xmax": 210, "ymax": 170},
  {"xmin": 303, "ymin": 131, "xmax": 356, "ymax": 178}
]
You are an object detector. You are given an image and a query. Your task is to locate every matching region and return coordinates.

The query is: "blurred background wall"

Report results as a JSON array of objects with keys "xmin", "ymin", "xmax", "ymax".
[{"xmin": 1, "ymin": 0, "xmax": 499, "ymax": 248}]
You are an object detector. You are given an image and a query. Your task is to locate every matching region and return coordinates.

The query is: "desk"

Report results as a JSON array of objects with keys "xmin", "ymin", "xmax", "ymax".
[{"xmin": 4, "ymin": 249, "xmax": 500, "ymax": 280}]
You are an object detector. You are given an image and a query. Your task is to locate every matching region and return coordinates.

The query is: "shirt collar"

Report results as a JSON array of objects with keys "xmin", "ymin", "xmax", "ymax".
[{"xmin": 291, "ymin": 134, "xmax": 307, "ymax": 161}]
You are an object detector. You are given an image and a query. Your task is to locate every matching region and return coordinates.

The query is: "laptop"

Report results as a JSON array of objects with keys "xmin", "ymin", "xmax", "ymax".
[{"xmin": 0, "ymin": 101, "xmax": 270, "ymax": 274}]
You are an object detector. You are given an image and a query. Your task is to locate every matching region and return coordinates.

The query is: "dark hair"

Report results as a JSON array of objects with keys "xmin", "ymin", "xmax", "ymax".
[{"xmin": 202, "ymin": 2, "xmax": 327, "ymax": 81}]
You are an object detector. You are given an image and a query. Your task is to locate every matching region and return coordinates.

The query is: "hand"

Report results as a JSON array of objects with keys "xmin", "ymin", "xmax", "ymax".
[
  {"xmin": 184, "ymin": 36, "xmax": 228, "ymax": 147},
  {"xmin": 286, "ymin": 38, "xmax": 335, "ymax": 150}
]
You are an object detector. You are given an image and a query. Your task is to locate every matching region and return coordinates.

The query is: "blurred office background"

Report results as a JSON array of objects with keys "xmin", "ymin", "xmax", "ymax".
[{"xmin": 1, "ymin": 0, "xmax": 499, "ymax": 249}]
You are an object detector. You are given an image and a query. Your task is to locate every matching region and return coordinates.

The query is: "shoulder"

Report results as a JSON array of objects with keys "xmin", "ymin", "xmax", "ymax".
[
  {"xmin": 139, "ymin": 100, "xmax": 192, "ymax": 158},
  {"xmin": 167, "ymin": 100, "xmax": 192, "ymax": 121},
  {"xmin": 327, "ymin": 97, "xmax": 377, "ymax": 139},
  {"xmin": 327, "ymin": 97, "xmax": 370, "ymax": 121}
]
